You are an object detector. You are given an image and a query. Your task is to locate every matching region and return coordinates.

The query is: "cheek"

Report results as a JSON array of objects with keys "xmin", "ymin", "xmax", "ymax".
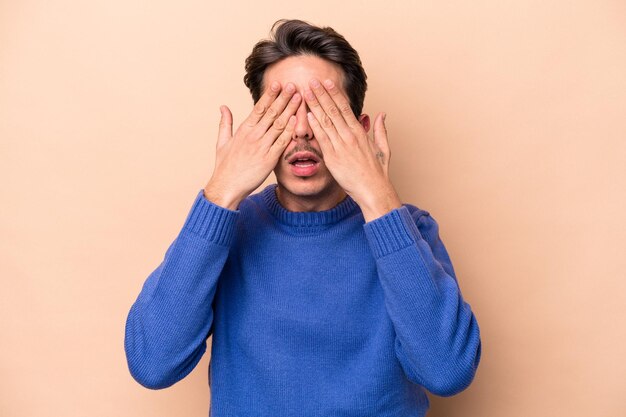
[{"xmin": 273, "ymin": 158, "xmax": 290, "ymax": 176}]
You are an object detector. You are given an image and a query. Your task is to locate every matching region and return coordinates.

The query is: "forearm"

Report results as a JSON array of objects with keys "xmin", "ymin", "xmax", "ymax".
[
  {"xmin": 376, "ymin": 242, "xmax": 481, "ymax": 396},
  {"xmin": 124, "ymin": 189, "xmax": 238, "ymax": 389},
  {"xmin": 364, "ymin": 207, "xmax": 482, "ymax": 396}
]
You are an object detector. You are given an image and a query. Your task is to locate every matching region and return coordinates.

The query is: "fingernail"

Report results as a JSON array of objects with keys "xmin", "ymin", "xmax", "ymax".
[
  {"xmin": 323, "ymin": 79, "xmax": 334, "ymax": 89},
  {"xmin": 271, "ymin": 81, "xmax": 280, "ymax": 91},
  {"xmin": 309, "ymin": 79, "xmax": 320, "ymax": 88},
  {"xmin": 291, "ymin": 93, "xmax": 301, "ymax": 102},
  {"xmin": 286, "ymin": 83, "xmax": 295, "ymax": 93}
]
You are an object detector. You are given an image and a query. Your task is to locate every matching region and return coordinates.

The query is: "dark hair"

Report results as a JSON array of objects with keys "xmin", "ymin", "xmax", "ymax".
[{"xmin": 244, "ymin": 19, "xmax": 367, "ymax": 117}]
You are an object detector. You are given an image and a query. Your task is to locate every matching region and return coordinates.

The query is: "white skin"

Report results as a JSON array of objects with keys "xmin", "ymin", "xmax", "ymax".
[{"xmin": 204, "ymin": 55, "xmax": 401, "ymax": 221}]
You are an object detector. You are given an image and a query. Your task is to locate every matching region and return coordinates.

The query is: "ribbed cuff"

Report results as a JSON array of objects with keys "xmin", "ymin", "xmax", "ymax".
[
  {"xmin": 363, "ymin": 206, "xmax": 424, "ymax": 258},
  {"xmin": 181, "ymin": 189, "xmax": 239, "ymax": 247}
]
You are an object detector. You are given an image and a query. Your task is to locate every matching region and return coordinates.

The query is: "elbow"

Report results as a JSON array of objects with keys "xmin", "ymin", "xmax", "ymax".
[
  {"xmin": 425, "ymin": 366, "xmax": 477, "ymax": 397},
  {"xmin": 426, "ymin": 339, "xmax": 482, "ymax": 397},
  {"xmin": 124, "ymin": 343, "xmax": 198, "ymax": 390},
  {"xmin": 124, "ymin": 319, "xmax": 173, "ymax": 389},
  {"xmin": 125, "ymin": 339, "xmax": 178, "ymax": 390},
  {"xmin": 124, "ymin": 332, "xmax": 206, "ymax": 390},
  {"xmin": 123, "ymin": 329, "xmax": 180, "ymax": 390},
  {"xmin": 123, "ymin": 309, "xmax": 209, "ymax": 390},
  {"xmin": 127, "ymin": 361, "xmax": 177, "ymax": 390}
]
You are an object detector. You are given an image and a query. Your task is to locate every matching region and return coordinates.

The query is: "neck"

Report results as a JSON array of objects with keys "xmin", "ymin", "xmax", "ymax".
[{"xmin": 275, "ymin": 183, "xmax": 348, "ymax": 212}]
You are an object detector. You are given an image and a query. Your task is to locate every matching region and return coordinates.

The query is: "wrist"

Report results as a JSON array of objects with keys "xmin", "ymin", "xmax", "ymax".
[
  {"xmin": 357, "ymin": 184, "xmax": 402, "ymax": 223},
  {"xmin": 203, "ymin": 181, "xmax": 244, "ymax": 210}
]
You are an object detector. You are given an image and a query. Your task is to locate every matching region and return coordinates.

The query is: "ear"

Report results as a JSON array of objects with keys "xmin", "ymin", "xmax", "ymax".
[{"xmin": 358, "ymin": 114, "xmax": 371, "ymax": 133}]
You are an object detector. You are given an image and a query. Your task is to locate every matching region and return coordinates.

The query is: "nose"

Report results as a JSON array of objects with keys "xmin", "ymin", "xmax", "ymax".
[{"xmin": 292, "ymin": 99, "xmax": 313, "ymax": 141}]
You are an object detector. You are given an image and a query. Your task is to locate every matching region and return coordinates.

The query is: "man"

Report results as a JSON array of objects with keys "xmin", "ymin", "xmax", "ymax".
[{"xmin": 125, "ymin": 19, "xmax": 482, "ymax": 417}]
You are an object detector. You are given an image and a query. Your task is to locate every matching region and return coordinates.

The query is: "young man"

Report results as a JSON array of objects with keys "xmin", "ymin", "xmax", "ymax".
[{"xmin": 125, "ymin": 19, "xmax": 482, "ymax": 417}]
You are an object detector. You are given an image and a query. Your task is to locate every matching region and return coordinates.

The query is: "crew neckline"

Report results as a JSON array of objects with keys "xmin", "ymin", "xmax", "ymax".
[{"xmin": 260, "ymin": 184, "xmax": 360, "ymax": 228}]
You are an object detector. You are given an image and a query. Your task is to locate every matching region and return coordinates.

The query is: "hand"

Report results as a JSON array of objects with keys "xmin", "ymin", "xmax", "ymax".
[
  {"xmin": 304, "ymin": 78, "xmax": 401, "ymax": 221},
  {"xmin": 204, "ymin": 81, "xmax": 301, "ymax": 209}
]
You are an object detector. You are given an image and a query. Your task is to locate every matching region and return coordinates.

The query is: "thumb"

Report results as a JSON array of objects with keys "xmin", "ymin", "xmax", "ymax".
[{"xmin": 217, "ymin": 105, "xmax": 233, "ymax": 147}]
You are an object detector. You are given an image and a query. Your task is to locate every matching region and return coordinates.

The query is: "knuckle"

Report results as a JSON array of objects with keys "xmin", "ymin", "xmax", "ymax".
[
  {"xmin": 266, "ymin": 106, "xmax": 278, "ymax": 119},
  {"xmin": 253, "ymin": 103, "xmax": 266, "ymax": 115},
  {"xmin": 272, "ymin": 117, "xmax": 286, "ymax": 130},
  {"xmin": 322, "ymin": 114, "xmax": 333, "ymax": 128},
  {"xmin": 276, "ymin": 136, "xmax": 288, "ymax": 147},
  {"xmin": 328, "ymin": 106, "xmax": 340, "ymax": 117},
  {"xmin": 339, "ymin": 104, "xmax": 352, "ymax": 115}
]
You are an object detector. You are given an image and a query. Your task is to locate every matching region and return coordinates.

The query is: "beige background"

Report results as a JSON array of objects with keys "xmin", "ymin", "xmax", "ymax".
[{"xmin": 2, "ymin": 0, "xmax": 625, "ymax": 416}]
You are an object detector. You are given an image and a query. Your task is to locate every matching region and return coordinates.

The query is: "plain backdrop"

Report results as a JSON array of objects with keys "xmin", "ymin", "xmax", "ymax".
[{"xmin": 1, "ymin": 1, "xmax": 625, "ymax": 416}]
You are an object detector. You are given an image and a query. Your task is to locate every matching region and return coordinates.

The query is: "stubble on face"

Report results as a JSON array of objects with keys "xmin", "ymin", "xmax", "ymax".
[
  {"xmin": 282, "ymin": 142, "xmax": 323, "ymax": 163},
  {"xmin": 263, "ymin": 55, "xmax": 350, "ymax": 210}
]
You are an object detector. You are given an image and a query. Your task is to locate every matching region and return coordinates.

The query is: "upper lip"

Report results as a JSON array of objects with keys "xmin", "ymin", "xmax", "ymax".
[{"xmin": 288, "ymin": 152, "xmax": 320, "ymax": 164}]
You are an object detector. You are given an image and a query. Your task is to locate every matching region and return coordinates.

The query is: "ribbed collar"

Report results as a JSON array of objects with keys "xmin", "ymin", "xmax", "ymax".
[{"xmin": 261, "ymin": 184, "xmax": 360, "ymax": 228}]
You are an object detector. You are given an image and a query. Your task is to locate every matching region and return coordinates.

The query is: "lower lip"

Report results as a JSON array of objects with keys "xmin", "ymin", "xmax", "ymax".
[{"xmin": 290, "ymin": 162, "xmax": 320, "ymax": 177}]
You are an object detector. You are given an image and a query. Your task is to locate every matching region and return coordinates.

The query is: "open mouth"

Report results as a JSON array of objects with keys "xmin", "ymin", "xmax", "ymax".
[
  {"xmin": 287, "ymin": 152, "xmax": 321, "ymax": 177},
  {"xmin": 290, "ymin": 158, "xmax": 318, "ymax": 167}
]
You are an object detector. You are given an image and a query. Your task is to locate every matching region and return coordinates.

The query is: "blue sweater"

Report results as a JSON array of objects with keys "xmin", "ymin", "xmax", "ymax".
[{"xmin": 124, "ymin": 184, "xmax": 481, "ymax": 416}]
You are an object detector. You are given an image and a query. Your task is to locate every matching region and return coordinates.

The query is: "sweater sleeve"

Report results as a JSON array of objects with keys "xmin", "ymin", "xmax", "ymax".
[
  {"xmin": 363, "ymin": 205, "xmax": 482, "ymax": 397},
  {"xmin": 124, "ymin": 189, "xmax": 239, "ymax": 390}
]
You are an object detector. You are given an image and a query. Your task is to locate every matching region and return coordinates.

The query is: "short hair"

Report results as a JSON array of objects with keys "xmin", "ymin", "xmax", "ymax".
[{"xmin": 244, "ymin": 19, "xmax": 368, "ymax": 117}]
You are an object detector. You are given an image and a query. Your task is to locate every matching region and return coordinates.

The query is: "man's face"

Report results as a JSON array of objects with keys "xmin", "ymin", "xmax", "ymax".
[{"xmin": 263, "ymin": 55, "xmax": 365, "ymax": 205}]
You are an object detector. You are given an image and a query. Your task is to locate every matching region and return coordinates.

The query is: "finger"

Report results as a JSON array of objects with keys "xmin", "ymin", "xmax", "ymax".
[
  {"xmin": 373, "ymin": 112, "xmax": 391, "ymax": 167},
  {"xmin": 304, "ymin": 88, "xmax": 340, "ymax": 143},
  {"xmin": 308, "ymin": 78, "xmax": 351, "ymax": 139},
  {"xmin": 321, "ymin": 79, "xmax": 362, "ymax": 130},
  {"xmin": 254, "ymin": 82, "xmax": 297, "ymax": 134},
  {"xmin": 307, "ymin": 111, "xmax": 335, "ymax": 155},
  {"xmin": 217, "ymin": 105, "xmax": 233, "ymax": 147},
  {"xmin": 262, "ymin": 92, "xmax": 302, "ymax": 143},
  {"xmin": 268, "ymin": 115, "xmax": 296, "ymax": 159},
  {"xmin": 241, "ymin": 81, "xmax": 281, "ymax": 129}
]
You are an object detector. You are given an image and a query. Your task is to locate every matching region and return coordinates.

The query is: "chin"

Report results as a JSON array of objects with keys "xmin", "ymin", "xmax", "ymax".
[{"xmin": 275, "ymin": 176, "xmax": 331, "ymax": 198}]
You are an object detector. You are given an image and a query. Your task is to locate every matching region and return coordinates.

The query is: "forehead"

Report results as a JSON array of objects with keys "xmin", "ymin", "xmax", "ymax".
[{"xmin": 263, "ymin": 55, "xmax": 345, "ymax": 91}]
